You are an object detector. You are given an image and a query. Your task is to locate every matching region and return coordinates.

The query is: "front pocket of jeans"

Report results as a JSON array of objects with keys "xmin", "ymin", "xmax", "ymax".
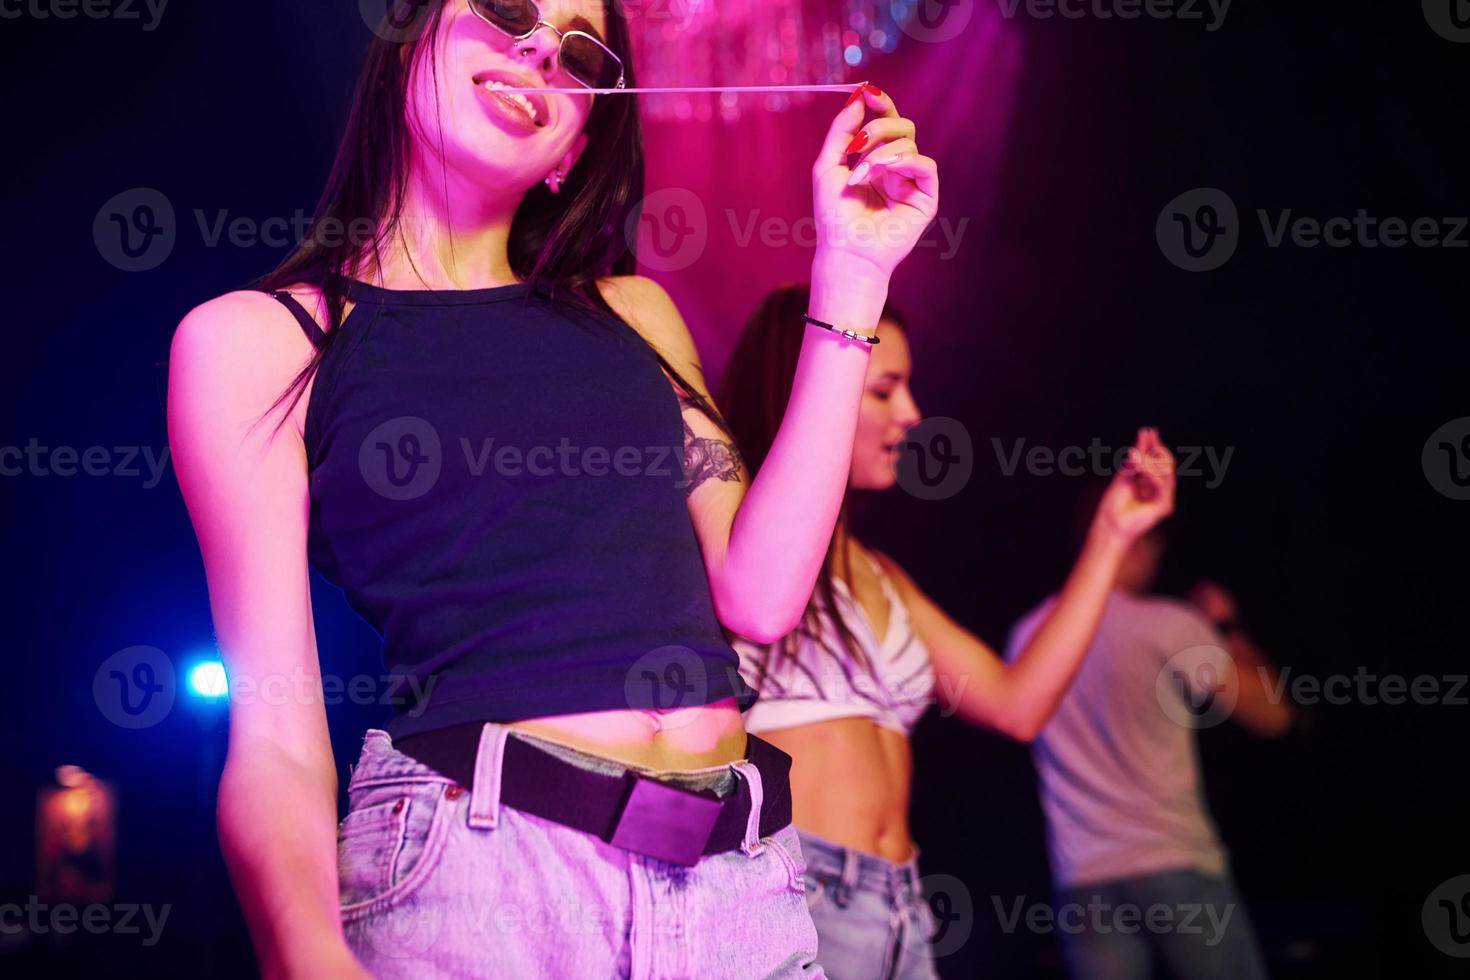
[
  {"xmin": 338, "ymin": 787, "xmax": 452, "ymax": 919},
  {"xmin": 763, "ymin": 825, "xmax": 809, "ymax": 895}
]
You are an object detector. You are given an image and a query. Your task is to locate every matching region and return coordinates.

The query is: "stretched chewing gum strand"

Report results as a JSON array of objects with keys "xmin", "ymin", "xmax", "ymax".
[{"xmin": 484, "ymin": 83, "xmax": 868, "ymax": 95}]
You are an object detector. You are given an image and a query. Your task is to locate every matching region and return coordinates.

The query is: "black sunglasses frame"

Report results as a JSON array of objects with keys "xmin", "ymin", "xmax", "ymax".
[{"xmin": 470, "ymin": 0, "xmax": 626, "ymax": 91}]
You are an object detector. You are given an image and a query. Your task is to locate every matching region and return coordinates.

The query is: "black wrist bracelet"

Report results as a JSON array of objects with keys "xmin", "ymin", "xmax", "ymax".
[{"xmin": 803, "ymin": 314, "xmax": 881, "ymax": 345}]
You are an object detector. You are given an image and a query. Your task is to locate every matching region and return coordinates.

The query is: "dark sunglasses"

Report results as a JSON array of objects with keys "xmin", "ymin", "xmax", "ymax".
[{"xmin": 470, "ymin": 0, "xmax": 626, "ymax": 91}]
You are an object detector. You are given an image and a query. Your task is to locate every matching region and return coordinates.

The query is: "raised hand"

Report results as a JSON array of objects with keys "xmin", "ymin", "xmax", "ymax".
[
  {"xmin": 811, "ymin": 83, "xmax": 940, "ymax": 282},
  {"xmin": 1094, "ymin": 427, "xmax": 1177, "ymax": 543}
]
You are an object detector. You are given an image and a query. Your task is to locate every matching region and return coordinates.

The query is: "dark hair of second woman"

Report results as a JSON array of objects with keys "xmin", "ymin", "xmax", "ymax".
[
  {"xmin": 254, "ymin": 0, "xmax": 727, "ymax": 439},
  {"xmin": 716, "ymin": 281, "xmax": 908, "ymax": 688}
]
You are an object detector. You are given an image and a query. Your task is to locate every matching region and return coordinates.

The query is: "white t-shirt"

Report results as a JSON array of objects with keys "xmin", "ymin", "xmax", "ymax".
[{"xmin": 1005, "ymin": 590, "xmax": 1232, "ymax": 888}]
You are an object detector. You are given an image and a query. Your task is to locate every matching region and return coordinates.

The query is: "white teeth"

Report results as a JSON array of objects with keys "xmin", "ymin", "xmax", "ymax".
[{"xmin": 478, "ymin": 79, "xmax": 539, "ymax": 123}]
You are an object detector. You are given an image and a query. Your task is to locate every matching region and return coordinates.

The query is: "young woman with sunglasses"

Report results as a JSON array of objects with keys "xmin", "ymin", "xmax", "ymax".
[
  {"xmin": 166, "ymin": 2, "xmax": 937, "ymax": 977},
  {"xmin": 717, "ymin": 287, "xmax": 1176, "ymax": 978}
]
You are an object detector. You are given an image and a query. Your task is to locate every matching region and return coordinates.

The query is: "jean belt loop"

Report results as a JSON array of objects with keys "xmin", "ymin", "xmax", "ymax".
[
  {"xmin": 731, "ymin": 760, "xmax": 765, "ymax": 856},
  {"xmin": 900, "ymin": 841, "xmax": 921, "ymax": 905},
  {"xmin": 467, "ymin": 722, "xmax": 511, "ymax": 830},
  {"xmin": 834, "ymin": 845, "xmax": 861, "ymax": 909}
]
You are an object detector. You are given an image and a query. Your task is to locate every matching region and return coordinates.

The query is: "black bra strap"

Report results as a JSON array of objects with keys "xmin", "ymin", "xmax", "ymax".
[{"xmin": 267, "ymin": 289, "xmax": 327, "ymax": 350}]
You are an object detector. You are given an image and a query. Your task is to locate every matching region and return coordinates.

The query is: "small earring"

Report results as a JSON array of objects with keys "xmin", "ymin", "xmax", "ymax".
[{"xmin": 544, "ymin": 169, "xmax": 563, "ymax": 193}]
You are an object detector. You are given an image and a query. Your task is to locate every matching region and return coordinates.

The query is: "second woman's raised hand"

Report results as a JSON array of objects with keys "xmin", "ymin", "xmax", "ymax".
[
  {"xmin": 1094, "ymin": 427, "xmax": 1177, "ymax": 543},
  {"xmin": 812, "ymin": 83, "xmax": 940, "ymax": 283}
]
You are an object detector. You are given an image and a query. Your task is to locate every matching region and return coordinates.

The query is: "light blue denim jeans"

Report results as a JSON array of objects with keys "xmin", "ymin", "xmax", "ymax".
[
  {"xmin": 338, "ymin": 725, "xmax": 826, "ymax": 978},
  {"xmin": 798, "ymin": 828, "xmax": 939, "ymax": 980}
]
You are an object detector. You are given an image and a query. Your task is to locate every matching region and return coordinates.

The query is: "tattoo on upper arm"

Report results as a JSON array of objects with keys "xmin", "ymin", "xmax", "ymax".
[{"xmin": 674, "ymin": 389, "xmax": 744, "ymax": 498}]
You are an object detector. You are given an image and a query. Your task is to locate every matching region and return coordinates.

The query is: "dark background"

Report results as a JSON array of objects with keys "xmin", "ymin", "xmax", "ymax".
[{"xmin": 1, "ymin": 1, "xmax": 1465, "ymax": 977}]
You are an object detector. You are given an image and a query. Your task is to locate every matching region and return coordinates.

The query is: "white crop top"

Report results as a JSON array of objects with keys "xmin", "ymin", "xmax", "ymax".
[{"xmin": 732, "ymin": 551, "xmax": 936, "ymax": 736}]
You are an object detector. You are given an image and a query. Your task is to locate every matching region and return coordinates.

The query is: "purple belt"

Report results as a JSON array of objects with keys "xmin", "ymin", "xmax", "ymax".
[{"xmin": 394, "ymin": 721, "xmax": 794, "ymax": 867}]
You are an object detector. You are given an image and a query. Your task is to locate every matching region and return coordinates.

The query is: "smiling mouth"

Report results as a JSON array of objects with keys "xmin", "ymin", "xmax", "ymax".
[{"xmin": 472, "ymin": 73, "xmax": 549, "ymax": 128}]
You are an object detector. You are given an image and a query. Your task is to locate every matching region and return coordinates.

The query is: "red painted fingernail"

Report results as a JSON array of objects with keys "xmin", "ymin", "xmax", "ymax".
[
  {"xmin": 844, "ymin": 87, "xmax": 864, "ymax": 108},
  {"xmin": 845, "ymin": 130, "xmax": 870, "ymax": 154},
  {"xmin": 865, "ymin": 83, "xmax": 883, "ymax": 97}
]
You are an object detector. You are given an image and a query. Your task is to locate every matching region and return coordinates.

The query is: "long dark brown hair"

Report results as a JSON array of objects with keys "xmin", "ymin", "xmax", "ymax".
[
  {"xmin": 716, "ymin": 282, "xmax": 907, "ymax": 689},
  {"xmin": 253, "ymin": 0, "xmax": 728, "ymax": 438}
]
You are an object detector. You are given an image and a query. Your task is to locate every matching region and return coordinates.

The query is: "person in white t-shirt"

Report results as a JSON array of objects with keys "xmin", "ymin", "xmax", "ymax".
[{"xmin": 1006, "ymin": 488, "xmax": 1292, "ymax": 980}]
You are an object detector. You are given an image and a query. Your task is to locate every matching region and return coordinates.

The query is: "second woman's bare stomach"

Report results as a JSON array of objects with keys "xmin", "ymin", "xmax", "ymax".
[
  {"xmin": 506, "ymin": 696, "xmax": 748, "ymax": 772},
  {"xmin": 758, "ymin": 717, "xmax": 916, "ymax": 863}
]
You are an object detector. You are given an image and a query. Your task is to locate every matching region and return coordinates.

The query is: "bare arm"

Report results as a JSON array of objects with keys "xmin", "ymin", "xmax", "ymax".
[
  {"xmin": 602, "ymin": 85, "xmax": 938, "ymax": 642},
  {"xmin": 882, "ymin": 428, "xmax": 1177, "ymax": 742},
  {"xmin": 601, "ymin": 270, "xmax": 879, "ymax": 643},
  {"xmin": 1188, "ymin": 581, "xmax": 1294, "ymax": 737},
  {"xmin": 168, "ymin": 291, "xmax": 367, "ymax": 979}
]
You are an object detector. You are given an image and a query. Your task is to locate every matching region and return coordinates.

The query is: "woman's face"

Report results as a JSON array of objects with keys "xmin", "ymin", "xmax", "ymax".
[
  {"xmin": 406, "ymin": 0, "xmax": 606, "ymax": 193},
  {"xmin": 850, "ymin": 320, "xmax": 922, "ymax": 491}
]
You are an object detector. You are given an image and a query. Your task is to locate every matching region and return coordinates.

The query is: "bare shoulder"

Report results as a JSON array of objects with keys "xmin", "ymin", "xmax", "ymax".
[
  {"xmin": 173, "ymin": 279, "xmax": 338, "ymax": 365},
  {"xmin": 596, "ymin": 274, "xmax": 708, "ymax": 393},
  {"xmin": 595, "ymin": 274, "xmax": 680, "ymax": 338},
  {"xmin": 169, "ymin": 288, "xmax": 323, "ymax": 429}
]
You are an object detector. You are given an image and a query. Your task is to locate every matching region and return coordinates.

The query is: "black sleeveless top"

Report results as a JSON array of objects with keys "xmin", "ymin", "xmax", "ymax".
[{"xmin": 270, "ymin": 278, "xmax": 756, "ymax": 738}]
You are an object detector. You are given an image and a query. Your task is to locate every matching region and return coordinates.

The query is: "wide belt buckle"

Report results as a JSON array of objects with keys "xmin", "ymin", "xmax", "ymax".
[{"xmin": 607, "ymin": 771, "xmax": 724, "ymax": 867}]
